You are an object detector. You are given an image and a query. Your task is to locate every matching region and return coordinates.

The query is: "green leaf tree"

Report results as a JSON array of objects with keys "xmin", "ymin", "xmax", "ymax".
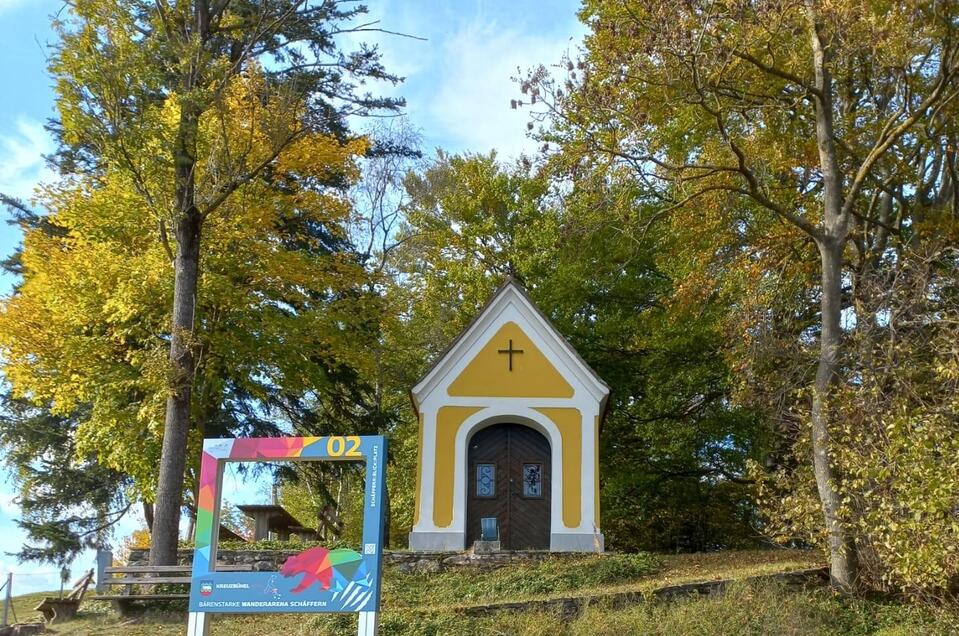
[{"xmin": 389, "ymin": 153, "xmax": 765, "ymax": 551}]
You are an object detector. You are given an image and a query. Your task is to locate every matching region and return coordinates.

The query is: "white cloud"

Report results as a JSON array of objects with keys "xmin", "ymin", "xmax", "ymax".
[
  {"xmin": 0, "ymin": 519, "xmax": 66, "ymax": 596},
  {"xmin": 0, "ymin": 473, "xmax": 145, "ymax": 595},
  {"xmin": 339, "ymin": 0, "xmax": 430, "ymax": 86},
  {"xmin": 0, "ymin": 558, "xmax": 62, "ymax": 596},
  {"xmin": 0, "ymin": 504, "xmax": 149, "ymax": 595},
  {"xmin": 0, "ymin": 0, "xmax": 28, "ymax": 14},
  {"xmin": 0, "ymin": 117, "xmax": 55, "ymax": 203},
  {"xmin": 337, "ymin": 1, "xmax": 585, "ymax": 158},
  {"xmin": 0, "ymin": 486, "xmax": 18, "ymax": 516},
  {"xmin": 428, "ymin": 20, "xmax": 582, "ymax": 159}
]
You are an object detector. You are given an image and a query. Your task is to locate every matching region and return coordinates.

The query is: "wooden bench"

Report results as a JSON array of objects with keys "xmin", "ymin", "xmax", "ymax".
[
  {"xmin": 34, "ymin": 569, "xmax": 93, "ymax": 623},
  {"xmin": 98, "ymin": 564, "xmax": 253, "ymax": 616}
]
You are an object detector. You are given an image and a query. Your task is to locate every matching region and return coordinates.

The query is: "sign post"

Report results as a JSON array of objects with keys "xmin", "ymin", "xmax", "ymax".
[{"xmin": 186, "ymin": 435, "xmax": 387, "ymax": 636}]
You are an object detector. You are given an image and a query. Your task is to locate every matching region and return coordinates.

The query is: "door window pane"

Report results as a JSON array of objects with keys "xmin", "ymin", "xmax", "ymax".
[
  {"xmin": 476, "ymin": 463, "xmax": 495, "ymax": 497},
  {"xmin": 523, "ymin": 463, "xmax": 543, "ymax": 497}
]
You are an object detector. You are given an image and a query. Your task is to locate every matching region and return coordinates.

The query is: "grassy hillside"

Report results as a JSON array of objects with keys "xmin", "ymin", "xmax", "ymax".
[{"xmin": 8, "ymin": 550, "xmax": 957, "ymax": 635}]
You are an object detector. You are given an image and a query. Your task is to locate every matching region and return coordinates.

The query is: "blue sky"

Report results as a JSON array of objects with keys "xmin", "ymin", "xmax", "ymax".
[{"xmin": 0, "ymin": 0, "xmax": 585, "ymax": 593}]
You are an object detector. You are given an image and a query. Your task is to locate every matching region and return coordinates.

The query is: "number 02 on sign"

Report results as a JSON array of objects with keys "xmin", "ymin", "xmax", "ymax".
[{"xmin": 186, "ymin": 435, "xmax": 387, "ymax": 636}]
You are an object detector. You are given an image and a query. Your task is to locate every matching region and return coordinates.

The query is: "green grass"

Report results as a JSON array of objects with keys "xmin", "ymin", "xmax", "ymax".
[
  {"xmin": 215, "ymin": 581, "xmax": 959, "ymax": 636},
  {"xmin": 382, "ymin": 552, "xmax": 660, "ymax": 609},
  {"xmin": 561, "ymin": 581, "xmax": 959, "ymax": 636},
  {"xmin": 373, "ymin": 581, "xmax": 958, "ymax": 636},
  {"xmin": 8, "ymin": 549, "xmax": 955, "ymax": 635}
]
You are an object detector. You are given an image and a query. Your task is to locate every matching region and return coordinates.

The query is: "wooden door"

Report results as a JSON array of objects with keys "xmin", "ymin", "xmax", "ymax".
[{"xmin": 466, "ymin": 423, "xmax": 551, "ymax": 550}]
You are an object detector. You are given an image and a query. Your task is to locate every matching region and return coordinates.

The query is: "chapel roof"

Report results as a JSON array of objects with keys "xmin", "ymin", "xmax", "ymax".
[{"xmin": 410, "ymin": 277, "xmax": 609, "ymax": 411}]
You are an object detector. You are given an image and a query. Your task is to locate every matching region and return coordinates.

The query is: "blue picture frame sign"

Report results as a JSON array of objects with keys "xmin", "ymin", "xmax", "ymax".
[{"xmin": 186, "ymin": 435, "xmax": 387, "ymax": 636}]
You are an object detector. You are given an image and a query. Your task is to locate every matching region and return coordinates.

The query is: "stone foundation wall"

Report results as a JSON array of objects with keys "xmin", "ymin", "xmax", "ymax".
[
  {"xmin": 125, "ymin": 548, "xmax": 570, "ymax": 573},
  {"xmin": 388, "ymin": 549, "xmax": 559, "ymax": 573}
]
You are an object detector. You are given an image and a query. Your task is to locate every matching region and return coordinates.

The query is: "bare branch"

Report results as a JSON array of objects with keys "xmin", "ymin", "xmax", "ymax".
[
  {"xmin": 731, "ymin": 50, "xmax": 821, "ymax": 99},
  {"xmin": 200, "ymin": 128, "xmax": 304, "ymax": 218}
]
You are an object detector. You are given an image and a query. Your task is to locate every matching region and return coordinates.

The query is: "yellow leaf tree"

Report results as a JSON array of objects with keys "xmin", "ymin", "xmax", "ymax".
[
  {"xmin": 20, "ymin": 0, "xmax": 404, "ymax": 565},
  {"xmin": 527, "ymin": 0, "xmax": 959, "ymax": 591}
]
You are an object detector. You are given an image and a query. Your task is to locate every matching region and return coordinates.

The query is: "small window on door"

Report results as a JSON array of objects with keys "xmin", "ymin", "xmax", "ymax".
[
  {"xmin": 522, "ymin": 463, "xmax": 543, "ymax": 498},
  {"xmin": 476, "ymin": 463, "xmax": 496, "ymax": 497}
]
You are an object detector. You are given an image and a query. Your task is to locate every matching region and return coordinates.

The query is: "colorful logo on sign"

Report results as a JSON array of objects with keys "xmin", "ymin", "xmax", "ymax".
[
  {"xmin": 280, "ymin": 547, "xmax": 369, "ymax": 593},
  {"xmin": 187, "ymin": 435, "xmax": 386, "ymax": 618}
]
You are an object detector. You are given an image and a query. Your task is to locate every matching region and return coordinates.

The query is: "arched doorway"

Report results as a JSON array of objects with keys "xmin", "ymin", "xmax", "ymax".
[{"xmin": 466, "ymin": 423, "xmax": 551, "ymax": 550}]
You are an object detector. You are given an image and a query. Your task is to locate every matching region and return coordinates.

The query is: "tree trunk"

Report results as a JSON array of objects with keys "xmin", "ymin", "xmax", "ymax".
[
  {"xmin": 812, "ymin": 240, "xmax": 859, "ymax": 592},
  {"xmin": 150, "ymin": 213, "xmax": 201, "ymax": 564},
  {"xmin": 186, "ymin": 506, "xmax": 197, "ymax": 543},
  {"xmin": 142, "ymin": 501, "xmax": 154, "ymax": 532},
  {"xmin": 150, "ymin": 100, "xmax": 203, "ymax": 565},
  {"xmin": 805, "ymin": 0, "xmax": 860, "ymax": 592},
  {"xmin": 383, "ymin": 478, "xmax": 391, "ymax": 548}
]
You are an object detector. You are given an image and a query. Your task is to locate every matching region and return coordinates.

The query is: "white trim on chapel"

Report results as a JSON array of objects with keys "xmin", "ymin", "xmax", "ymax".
[{"xmin": 409, "ymin": 279, "xmax": 609, "ymax": 552}]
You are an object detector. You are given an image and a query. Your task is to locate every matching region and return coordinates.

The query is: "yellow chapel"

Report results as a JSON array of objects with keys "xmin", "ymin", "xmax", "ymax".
[{"xmin": 409, "ymin": 279, "xmax": 609, "ymax": 552}]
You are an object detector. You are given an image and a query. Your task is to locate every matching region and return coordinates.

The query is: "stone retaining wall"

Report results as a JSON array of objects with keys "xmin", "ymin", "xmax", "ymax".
[
  {"xmin": 460, "ymin": 567, "xmax": 830, "ymax": 618},
  {"xmin": 125, "ymin": 548, "xmax": 571, "ymax": 573},
  {"xmin": 0, "ymin": 625, "xmax": 45, "ymax": 636}
]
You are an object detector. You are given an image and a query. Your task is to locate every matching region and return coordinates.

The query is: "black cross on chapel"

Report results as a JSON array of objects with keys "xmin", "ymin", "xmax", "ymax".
[{"xmin": 497, "ymin": 339, "xmax": 524, "ymax": 371}]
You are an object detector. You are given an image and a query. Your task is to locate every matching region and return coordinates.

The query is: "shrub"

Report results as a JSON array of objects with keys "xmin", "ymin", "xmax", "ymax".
[{"xmin": 751, "ymin": 244, "xmax": 959, "ymax": 599}]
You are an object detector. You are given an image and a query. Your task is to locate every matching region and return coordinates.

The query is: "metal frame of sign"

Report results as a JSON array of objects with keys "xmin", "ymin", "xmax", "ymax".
[{"xmin": 186, "ymin": 435, "xmax": 386, "ymax": 636}]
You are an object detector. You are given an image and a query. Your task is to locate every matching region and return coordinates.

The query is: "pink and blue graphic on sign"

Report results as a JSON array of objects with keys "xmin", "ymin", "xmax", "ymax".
[{"xmin": 188, "ymin": 436, "xmax": 386, "ymax": 614}]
